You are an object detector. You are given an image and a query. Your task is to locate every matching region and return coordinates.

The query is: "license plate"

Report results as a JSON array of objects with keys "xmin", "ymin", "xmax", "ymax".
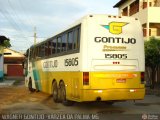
[{"xmin": 116, "ymin": 79, "xmax": 126, "ymax": 83}]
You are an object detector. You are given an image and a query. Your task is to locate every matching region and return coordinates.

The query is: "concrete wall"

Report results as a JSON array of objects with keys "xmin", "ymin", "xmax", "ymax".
[
  {"xmin": 132, "ymin": 8, "xmax": 148, "ymax": 24},
  {"xmin": 148, "ymin": 7, "xmax": 160, "ymax": 23},
  {"xmin": 4, "ymin": 64, "xmax": 7, "ymax": 75}
]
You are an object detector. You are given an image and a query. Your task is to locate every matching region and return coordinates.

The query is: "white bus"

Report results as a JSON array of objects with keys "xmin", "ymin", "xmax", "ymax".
[{"xmin": 25, "ymin": 14, "xmax": 145, "ymax": 106}]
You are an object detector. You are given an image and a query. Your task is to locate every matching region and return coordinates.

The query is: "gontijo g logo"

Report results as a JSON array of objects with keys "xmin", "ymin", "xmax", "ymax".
[{"xmin": 102, "ymin": 22, "xmax": 128, "ymax": 35}]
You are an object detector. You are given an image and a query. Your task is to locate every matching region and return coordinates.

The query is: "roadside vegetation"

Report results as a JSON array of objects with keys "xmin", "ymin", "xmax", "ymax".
[
  {"xmin": 0, "ymin": 36, "xmax": 11, "ymax": 48},
  {"xmin": 145, "ymin": 37, "xmax": 160, "ymax": 89}
]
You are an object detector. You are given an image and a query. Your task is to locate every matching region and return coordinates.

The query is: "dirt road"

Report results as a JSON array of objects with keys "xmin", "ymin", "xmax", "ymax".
[
  {"xmin": 0, "ymin": 82, "xmax": 59, "ymax": 114},
  {"xmin": 0, "ymin": 80, "xmax": 160, "ymax": 120}
]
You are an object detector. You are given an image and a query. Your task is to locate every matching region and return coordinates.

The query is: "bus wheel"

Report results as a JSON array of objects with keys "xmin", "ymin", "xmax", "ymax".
[
  {"xmin": 52, "ymin": 81, "xmax": 59, "ymax": 103},
  {"xmin": 28, "ymin": 79, "xmax": 35, "ymax": 92},
  {"xmin": 59, "ymin": 81, "xmax": 74, "ymax": 106}
]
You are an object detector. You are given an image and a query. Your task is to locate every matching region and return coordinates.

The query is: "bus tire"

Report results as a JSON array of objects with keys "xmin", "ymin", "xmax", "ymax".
[
  {"xmin": 52, "ymin": 81, "xmax": 59, "ymax": 103},
  {"xmin": 28, "ymin": 79, "xmax": 35, "ymax": 92},
  {"xmin": 59, "ymin": 81, "xmax": 74, "ymax": 106}
]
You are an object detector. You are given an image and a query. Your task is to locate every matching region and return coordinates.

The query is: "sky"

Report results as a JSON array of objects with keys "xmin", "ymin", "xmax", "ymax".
[{"xmin": 0, "ymin": 0, "xmax": 119, "ymax": 52}]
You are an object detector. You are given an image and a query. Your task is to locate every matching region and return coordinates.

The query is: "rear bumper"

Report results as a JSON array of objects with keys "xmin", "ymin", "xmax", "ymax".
[{"xmin": 80, "ymin": 88, "xmax": 145, "ymax": 102}]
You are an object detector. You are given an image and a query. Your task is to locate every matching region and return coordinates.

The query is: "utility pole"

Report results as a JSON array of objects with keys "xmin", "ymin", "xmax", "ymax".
[{"xmin": 34, "ymin": 27, "xmax": 37, "ymax": 45}]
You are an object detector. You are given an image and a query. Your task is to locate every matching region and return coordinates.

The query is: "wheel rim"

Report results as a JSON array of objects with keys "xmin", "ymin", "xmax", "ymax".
[
  {"xmin": 53, "ymin": 88, "xmax": 58, "ymax": 98},
  {"xmin": 53, "ymin": 83, "xmax": 58, "ymax": 101},
  {"xmin": 61, "ymin": 85, "xmax": 66, "ymax": 101},
  {"xmin": 60, "ymin": 82, "xmax": 66, "ymax": 102}
]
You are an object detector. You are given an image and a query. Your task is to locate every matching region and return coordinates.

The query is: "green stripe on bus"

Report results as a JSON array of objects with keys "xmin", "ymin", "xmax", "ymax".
[{"xmin": 33, "ymin": 70, "xmax": 42, "ymax": 90}]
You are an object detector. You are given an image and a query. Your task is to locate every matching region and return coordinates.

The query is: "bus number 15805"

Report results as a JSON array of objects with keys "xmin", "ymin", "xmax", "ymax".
[
  {"xmin": 64, "ymin": 57, "xmax": 79, "ymax": 66},
  {"xmin": 105, "ymin": 54, "xmax": 127, "ymax": 59}
]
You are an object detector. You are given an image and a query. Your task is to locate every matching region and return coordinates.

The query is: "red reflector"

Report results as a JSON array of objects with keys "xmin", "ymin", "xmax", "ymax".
[
  {"xmin": 116, "ymin": 79, "xmax": 126, "ymax": 83},
  {"xmin": 83, "ymin": 72, "xmax": 89, "ymax": 85},
  {"xmin": 141, "ymin": 72, "xmax": 145, "ymax": 84},
  {"xmin": 113, "ymin": 62, "xmax": 120, "ymax": 64},
  {"xmin": 141, "ymin": 72, "xmax": 144, "ymax": 78}
]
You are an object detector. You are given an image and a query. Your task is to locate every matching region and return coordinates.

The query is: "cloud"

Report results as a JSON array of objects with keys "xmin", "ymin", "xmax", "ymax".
[{"xmin": 0, "ymin": 0, "xmax": 119, "ymax": 51}]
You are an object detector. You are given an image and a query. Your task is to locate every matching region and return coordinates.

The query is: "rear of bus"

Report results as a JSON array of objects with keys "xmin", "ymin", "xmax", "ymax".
[{"xmin": 81, "ymin": 15, "xmax": 145, "ymax": 102}]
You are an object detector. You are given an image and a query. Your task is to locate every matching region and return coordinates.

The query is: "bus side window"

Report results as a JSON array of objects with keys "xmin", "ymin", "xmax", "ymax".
[
  {"xmin": 40, "ymin": 44, "xmax": 45, "ymax": 57},
  {"xmin": 31, "ymin": 48, "xmax": 34, "ymax": 59},
  {"xmin": 33, "ymin": 47, "xmax": 36, "ymax": 59},
  {"xmin": 37, "ymin": 46, "xmax": 41, "ymax": 58},
  {"xmin": 77, "ymin": 27, "xmax": 80, "ymax": 49},
  {"xmin": 52, "ymin": 38, "xmax": 57, "ymax": 54},
  {"xmin": 57, "ymin": 37, "xmax": 61, "ymax": 53},
  {"xmin": 62, "ymin": 33, "xmax": 67, "ymax": 52},
  {"xmin": 68, "ymin": 31, "xmax": 73, "ymax": 51},
  {"xmin": 45, "ymin": 42, "xmax": 48, "ymax": 56},
  {"xmin": 44, "ymin": 41, "xmax": 52, "ymax": 57},
  {"xmin": 73, "ymin": 27, "xmax": 80, "ymax": 50},
  {"xmin": 31, "ymin": 48, "xmax": 35, "ymax": 59},
  {"xmin": 48, "ymin": 41, "xmax": 52, "ymax": 56},
  {"xmin": 26, "ymin": 49, "xmax": 29, "ymax": 57},
  {"xmin": 37, "ymin": 46, "xmax": 41, "ymax": 57},
  {"xmin": 42, "ymin": 44, "xmax": 45, "ymax": 57}
]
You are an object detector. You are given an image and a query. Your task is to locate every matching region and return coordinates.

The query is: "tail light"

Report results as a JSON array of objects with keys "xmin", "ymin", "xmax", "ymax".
[
  {"xmin": 141, "ymin": 72, "xmax": 145, "ymax": 84},
  {"xmin": 83, "ymin": 72, "xmax": 89, "ymax": 85}
]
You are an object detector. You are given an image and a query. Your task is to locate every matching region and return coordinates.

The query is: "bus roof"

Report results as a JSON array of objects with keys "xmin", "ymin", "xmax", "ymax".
[{"xmin": 29, "ymin": 14, "xmax": 138, "ymax": 49}]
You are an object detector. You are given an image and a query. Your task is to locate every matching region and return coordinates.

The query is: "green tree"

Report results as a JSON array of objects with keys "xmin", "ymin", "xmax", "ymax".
[
  {"xmin": 145, "ymin": 37, "xmax": 160, "ymax": 89},
  {"xmin": 0, "ymin": 36, "xmax": 11, "ymax": 48}
]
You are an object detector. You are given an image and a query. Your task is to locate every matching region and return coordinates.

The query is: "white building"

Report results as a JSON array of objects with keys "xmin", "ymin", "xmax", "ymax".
[{"xmin": 113, "ymin": 0, "xmax": 160, "ymax": 40}]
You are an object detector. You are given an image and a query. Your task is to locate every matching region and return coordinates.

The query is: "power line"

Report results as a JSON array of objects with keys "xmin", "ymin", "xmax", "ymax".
[
  {"xmin": 0, "ymin": 1, "xmax": 47, "ymax": 51},
  {"xmin": 0, "ymin": 2, "xmax": 33, "ymax": 49},
  {"xmin": 17, "ymin": 0, "xmax": 35, "ymax": 27},
  {"xmin": 0, "ymin": 9, "xmax": 27, "ymax": 38},
  {"xmin": 0, "ymin": 28, "xmax": 47, "ymax": 39},
  {"xmin": 7, "ymin": 0, "xmax": 32, "ymax": 42}
]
